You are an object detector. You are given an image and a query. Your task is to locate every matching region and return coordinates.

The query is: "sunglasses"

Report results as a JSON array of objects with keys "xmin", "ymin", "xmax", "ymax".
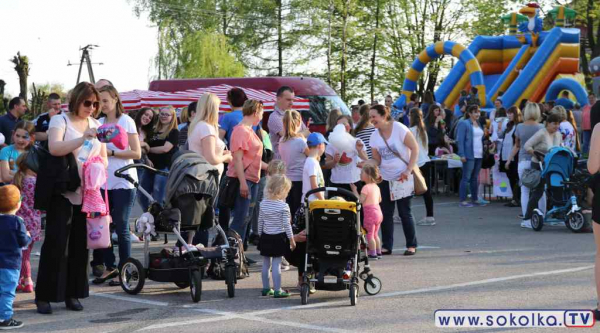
[{"xmin": 83, "ymin": 100, "xmax": 100, "ymax": 109}]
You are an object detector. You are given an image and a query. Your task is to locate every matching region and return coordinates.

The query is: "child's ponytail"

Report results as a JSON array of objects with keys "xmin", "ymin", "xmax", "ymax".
[{"xmin": 13, "ymin": 152, "xmax": 29, "ymax": 190}]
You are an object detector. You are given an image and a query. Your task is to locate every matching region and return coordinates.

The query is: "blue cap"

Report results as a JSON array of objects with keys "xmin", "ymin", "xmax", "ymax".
[{"xmin": 307, "ymin": 132, "xmax": 328, "ymax": 147}]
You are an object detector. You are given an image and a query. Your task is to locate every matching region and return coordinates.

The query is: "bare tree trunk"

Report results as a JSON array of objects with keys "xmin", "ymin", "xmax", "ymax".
[
  {"xmin": 11, "ymin": 52, "xmax": 29, "ymax": 100},
  {"xmin": 340, "ymin": 0, "xmax": 349, "ymax": 101},
  {"xmin": 369, "ymin": 0, "xmax": 381, "ymax": 102},
  {"xmin": 277, "ymin": 0, "xmax": 283, "ymax": 76},
  {"xmin": 327, "ymin": 0, "xmax": 333, "ymax": 86}
]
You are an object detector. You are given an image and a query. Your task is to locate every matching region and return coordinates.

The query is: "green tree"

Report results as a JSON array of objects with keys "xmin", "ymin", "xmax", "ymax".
[{"xmin": 176, "ymin": 32, "xmax": 245, "ymax": 78}]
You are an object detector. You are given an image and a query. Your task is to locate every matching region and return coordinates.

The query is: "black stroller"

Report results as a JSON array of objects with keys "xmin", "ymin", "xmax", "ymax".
[
  {"xmin": 114, "ymin": 151, "xmax": 240, "ymax": 302},
  {"xmin": 300, "ymin": 187, "xmax": 382, "ymax": 306}
]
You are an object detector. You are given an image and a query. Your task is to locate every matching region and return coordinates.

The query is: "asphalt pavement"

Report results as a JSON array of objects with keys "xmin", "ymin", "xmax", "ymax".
[{"xmin": 13, "ymin": 197, "xmax": 598, "ymax": 332}]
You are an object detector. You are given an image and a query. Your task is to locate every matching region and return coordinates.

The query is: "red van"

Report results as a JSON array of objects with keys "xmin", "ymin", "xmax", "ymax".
[{"xmin": 148, "ymin": 77, "xmax": 349, "ymax": 133}]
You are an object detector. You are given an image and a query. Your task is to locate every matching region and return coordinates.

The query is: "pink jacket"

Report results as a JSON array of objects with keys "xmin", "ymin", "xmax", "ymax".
[{"xmin": 82, "ymin": 155, "xmax": 108, "ymax": 214}]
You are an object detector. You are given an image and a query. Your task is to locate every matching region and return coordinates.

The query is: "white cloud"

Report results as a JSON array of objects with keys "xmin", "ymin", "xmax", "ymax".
[{"xmin": 0, "ymin": 0, "xmax": 157, "ymax": 97}]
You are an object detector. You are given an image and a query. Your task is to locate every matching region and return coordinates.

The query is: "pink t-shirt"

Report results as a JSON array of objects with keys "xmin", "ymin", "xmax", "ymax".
[
  {"xmin": 226, "ymin": 124, "xmax": 263, "ymax": 183},
  {"xmin": 361, "ymin": 183, "xmax": 381, "ymax": 206}
]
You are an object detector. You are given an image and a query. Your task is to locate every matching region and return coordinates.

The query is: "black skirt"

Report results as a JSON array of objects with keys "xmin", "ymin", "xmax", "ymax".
[{"xmin": 259, "ymin": 232, "xmax": 289, "ymax": 257}]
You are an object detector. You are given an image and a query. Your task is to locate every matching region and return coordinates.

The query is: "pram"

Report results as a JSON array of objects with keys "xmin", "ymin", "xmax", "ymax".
[
  {"xmin": 530, "ymin": 147, "xmax": 592, "ymax": 233},
  {"xmin": 299, "ymin": 187, "xmax": 382, "ymax": 306},
  {"xmin": 114, "ymin": 151, "xmax": 241, "ymax": 302}
]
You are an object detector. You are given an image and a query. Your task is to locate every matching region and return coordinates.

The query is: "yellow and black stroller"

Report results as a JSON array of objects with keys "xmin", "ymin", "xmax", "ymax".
[{"xmin": 299, "ymin": 187, "xmax": 382, "ymax": 306}]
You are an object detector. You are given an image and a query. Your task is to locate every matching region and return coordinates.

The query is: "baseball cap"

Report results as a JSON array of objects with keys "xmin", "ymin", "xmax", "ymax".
[{"xmin": 307, "ymin": 132, "xmax": 328, "ymax": 147}]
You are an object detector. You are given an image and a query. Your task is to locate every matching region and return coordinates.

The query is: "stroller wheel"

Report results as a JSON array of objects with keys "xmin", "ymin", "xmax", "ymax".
[
  {"xmin": 190, "ymin": 269, "xmax": 202, "ymax": 303},
  {"xmin": 120, "ymin": 258, "xmax": 145, "ymax": 295},
  {"xmin": 225, "ymin": 266, "xmax": 236, "ymax": 298},
  {"xmin": 531, "ymin": 212, "xmax": 544, "ymax": 231},
  {"xmin": 364, "ymin": 276, "xmax": 382, "ymax": 296},
  {"xmin": 350, "ymin": 283, "xmax": 359, "ymax": 306},
  {"xmin": 568, "ymin": 211, "xmax": 590, "ymax": 233},
  {"xmin": 300, "ymin": 284, "xmax": 309, "ymax": 305}
]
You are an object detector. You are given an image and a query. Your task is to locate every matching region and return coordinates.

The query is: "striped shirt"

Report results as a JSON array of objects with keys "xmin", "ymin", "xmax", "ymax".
[
  {"xmin": 257, "ymin": 199, "xmax": 293, "ymax": 239},
  {"xmin": 355, "ymin": 126, "xmax": 376, "ymax": 159}
]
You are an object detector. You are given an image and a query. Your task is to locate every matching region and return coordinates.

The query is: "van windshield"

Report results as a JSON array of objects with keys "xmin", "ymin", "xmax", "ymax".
[{"xmin": 303, "ymin": 95, "xmax": 351, "ymax": 125}]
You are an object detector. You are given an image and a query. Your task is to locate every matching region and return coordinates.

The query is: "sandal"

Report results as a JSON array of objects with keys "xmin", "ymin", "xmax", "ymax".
[{"xmin": 92, "ymin": 269, "xmax": 118, "ymax": 285}]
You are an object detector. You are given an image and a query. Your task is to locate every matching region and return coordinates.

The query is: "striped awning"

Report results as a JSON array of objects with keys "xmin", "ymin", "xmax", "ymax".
[{"xmin": 119, "ymin": 84, "xmax": 310, "ymax": 112}]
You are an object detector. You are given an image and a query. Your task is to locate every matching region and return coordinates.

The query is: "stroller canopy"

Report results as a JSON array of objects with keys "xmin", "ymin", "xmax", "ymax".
[
  {"xmin": 164, "ymin": 151, "xmax": 220, "ymax": 229},
  {"xmin": 542, "ymin": 147, "xmax": 574, "ymax": 185}
]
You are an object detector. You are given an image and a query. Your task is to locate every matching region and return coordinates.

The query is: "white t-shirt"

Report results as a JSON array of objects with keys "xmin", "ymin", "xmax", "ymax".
[
  {"xmin": 369, "ymin": 122, "xmax": 411, "ymax": 181},
  {"xmin": 473, "ymin": 126, "xmax": 484, "ymax": 159},
  {"xmin": 409, "ymin": 126, "xmax": 430, "ymax": 167},
  {"xmin": 49, "ymin": 114, "xmax": 102, "ymax": 205},
  {"xmin": 302, "ymin": 157, "xmax": 325, "ymax": 202},
  {"xmin": 100, "ymin": 115, "xmax": 138, "ymax": 190},
  {"xmin": 325, "ymin": 141, "xmax": 364, "ymax": 184},
  {"xmin": 188, "ymin": 121, "xmax": 226, "ymax": 177}
]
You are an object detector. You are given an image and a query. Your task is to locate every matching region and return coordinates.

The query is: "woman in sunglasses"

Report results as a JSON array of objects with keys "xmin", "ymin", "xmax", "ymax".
[
  {"xmin": 35, "ymin": 82, "xmax": 108, "ymax": 314},
  {"xmin": 139, "ymin": 106, "xmax": 178, "ymax": 210}
]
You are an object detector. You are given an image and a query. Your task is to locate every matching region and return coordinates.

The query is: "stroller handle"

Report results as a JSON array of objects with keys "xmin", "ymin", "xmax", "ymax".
[
  {"xmin": 114, "ymin": 164, "xmax": 169, "ymax": 184},
  {"xmin": 304, "ymin": 187, "xmax": 359, "ymax": 203}
]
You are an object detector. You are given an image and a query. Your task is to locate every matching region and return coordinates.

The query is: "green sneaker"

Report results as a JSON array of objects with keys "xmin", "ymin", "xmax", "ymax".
[
  {"xmin": 273, "ymin": 289, "xmax": 291, "ymax": 298},
  {"xmin": 261, "ymin": 288, "xmax": 274, "ymax": 296}
]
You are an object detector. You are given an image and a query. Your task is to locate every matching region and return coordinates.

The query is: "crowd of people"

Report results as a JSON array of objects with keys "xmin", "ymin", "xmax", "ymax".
[{"xmin": 0, "ymin": 77, "xmax": 600, "ymax": 328}]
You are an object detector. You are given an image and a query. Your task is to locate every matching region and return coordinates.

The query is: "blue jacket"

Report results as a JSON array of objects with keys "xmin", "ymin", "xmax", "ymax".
[
  {"xmin": 0, "ymin": 215, "xmax": 31, "ymax": 269},
  {"xmin": 456, "ymin": 119, "xmax": 479, "ymax": 160}
]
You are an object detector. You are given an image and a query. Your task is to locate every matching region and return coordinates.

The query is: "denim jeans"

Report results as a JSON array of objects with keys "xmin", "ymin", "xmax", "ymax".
[
  {"xmin": 459, "ymin": 158, "xmax": 483, "ymax": 202},
  {"xmin": 226, "ymin": 180, "xmax": 259, "ymax": 242},
  {"xmin": 138, "ymin": 167, "xmax": 169, "ymax": 211},
  {"xmin": 583, "ymin": 130, "xmax": 592, "ymax": 155},
  {"xmin": 378, "ymin": 180, "xmax": 417, "ymax": 251},
  {"xmin": 93, "ymin": 188, "xmax": 136, "ymax": 270},
  {"xmin": 0, "ymin": 269, "xmax": 19, "ymax": 320}
]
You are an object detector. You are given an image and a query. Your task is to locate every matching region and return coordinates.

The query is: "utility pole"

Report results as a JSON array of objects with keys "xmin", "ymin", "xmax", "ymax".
[{"xmin": 67, "ymin": 45, "xmax": 103, "ymax": 85}]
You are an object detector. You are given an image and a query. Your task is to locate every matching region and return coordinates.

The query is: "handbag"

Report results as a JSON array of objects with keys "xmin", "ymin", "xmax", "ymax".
[
  {"xmin": 379, "ymin": 129, "xmax": 427, "ymax": 196},
  {"xmin": 86, "ymin": 186, "xmax": 112, "ymax": 250},
  {"xmin": 25, "ymin": 143, "xmax": 50, "ymax": 174},
  {"xmin": 218, "ymin": 163, "xmax": 252, "ymax": 209},
  {"xmin": 520, "ymin": 168, "xmax": 541, "ymax": 189}
]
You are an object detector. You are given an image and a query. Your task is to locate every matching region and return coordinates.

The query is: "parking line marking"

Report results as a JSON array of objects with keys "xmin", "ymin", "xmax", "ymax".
[{"xmin": 91, "ymin": 292, "xmax": 170, "ymax": 307}]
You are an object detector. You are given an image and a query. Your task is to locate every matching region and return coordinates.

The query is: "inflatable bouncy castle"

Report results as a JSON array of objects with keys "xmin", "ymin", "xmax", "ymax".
[{"xmin": 394, "ymin": 4, "xmax": 591, "ymax": 112}]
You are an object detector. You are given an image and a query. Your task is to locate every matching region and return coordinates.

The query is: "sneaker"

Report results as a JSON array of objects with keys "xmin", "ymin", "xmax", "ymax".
[
  {"xmin": 274, "ymin": 289, "xmax": 291, "ymax": 298},
  {"xmin": 417, "ymin": 217, "xmax": 436, "ymax": 226},
  {"xmin": 377, "ymin": 253, "xmax": 382, "ymax": 259},
  {"xmin": 368, "ymin": 254, "xmax": 379, "ymax": 260},
  {"xmin": 0, "ymin": 318, "xmax": 23, "ymax": 330},
  {"xmin": 130, "ymin": 232, "xmax": 141, "ymax": 243},
  {"xmin": 472, "ymin": 200, "xmax": 487, "ymax": 207},
  {"xmin": 477, "ymin": 198, "xmax": 490, "ymax": 205},
  {"xmin": 521, "ymin": 220, "xmax": 532, "ymax": 229},
  {"xmin": 309, "ymin": 282, "xmax": 316, "ymax": 294},
  {"xmin": 517, "ymin": 214, "xmax": 524, "ymax": 219},
  {"xmin": 281, "ymin": 258, "xmax": 290, "ymax": 271},
  {"xmin": 246, "ymin": 257, "xmax": 257, "ymax": 265},
  {"xmin": 459, "ymin": 202, "xmax": 474, "ymax": 208},
  {"xmin": 261, "ymin": 288, "xmax": 274, "ymax": 296}
]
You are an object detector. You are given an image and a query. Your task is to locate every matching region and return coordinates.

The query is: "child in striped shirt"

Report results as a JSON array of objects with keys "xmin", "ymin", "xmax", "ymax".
[{"xmin": 258, "ymin": 174, "xmax": 296, "ymax": 298}]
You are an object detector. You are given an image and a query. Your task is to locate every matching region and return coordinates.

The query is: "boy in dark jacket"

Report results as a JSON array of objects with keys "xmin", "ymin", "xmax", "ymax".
[{"xmin": 0, "ymin": 185, "xmax": 31, "ymax": 330}]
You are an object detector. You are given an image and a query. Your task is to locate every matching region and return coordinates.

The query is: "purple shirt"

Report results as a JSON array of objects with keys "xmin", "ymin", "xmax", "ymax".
[{"xmin": 268, "ymin": 105, "xmax": 307, "ymax": 160}]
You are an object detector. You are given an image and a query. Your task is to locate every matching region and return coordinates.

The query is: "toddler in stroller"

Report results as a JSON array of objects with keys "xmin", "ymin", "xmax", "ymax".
[
  {"xmin": 529, "ymin": 147, "xmax": 592, "ymax": 232},
  {"xmin": 115, "ymin": 151, "xmax": 242, "ymax": 302},
  {"xmin": 299, "ymin": 187, "xmax": 382, "ymax": 306}
]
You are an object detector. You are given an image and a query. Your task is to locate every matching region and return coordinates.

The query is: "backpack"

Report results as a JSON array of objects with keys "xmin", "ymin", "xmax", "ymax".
[{"xmin": 208, "ymin": 229, "xmax": 249, "ymax": 280}]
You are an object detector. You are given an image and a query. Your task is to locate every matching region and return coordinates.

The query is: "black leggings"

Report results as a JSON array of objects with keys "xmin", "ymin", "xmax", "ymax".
[
  {"xmin": 286, "ymin": 181, "xmax": 303, "ymax": 217},
  {"xmin": 420, "ymin": 162, "xmax": 434, "ymax": 217},
  {"xmin": 506, "ymin": 159, "xmax": 521, "ymax": 202}
]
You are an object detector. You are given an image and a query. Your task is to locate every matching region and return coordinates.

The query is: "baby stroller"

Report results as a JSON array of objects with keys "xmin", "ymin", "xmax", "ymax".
[
  {"xmin": 114, "ymin": 151, "xmax": 240, "ymax": 302},
  {"xmin": 299, "ymin": 187, "xmax": 382, "ymax": 306},
  {"xmin": 531, "ymin": 147, "xmax": 592, "ymax": 233}
]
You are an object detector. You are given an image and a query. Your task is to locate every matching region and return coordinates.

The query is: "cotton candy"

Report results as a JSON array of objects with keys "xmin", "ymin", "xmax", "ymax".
[{"xmin": 328, "ymin": 124, "xmax": 356, "ymax": 154}]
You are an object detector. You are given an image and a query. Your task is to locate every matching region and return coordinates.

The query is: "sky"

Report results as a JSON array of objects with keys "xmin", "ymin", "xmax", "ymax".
[{"xmin": 0, "ymin": 0, "xmax": 158, "ymax": 97}]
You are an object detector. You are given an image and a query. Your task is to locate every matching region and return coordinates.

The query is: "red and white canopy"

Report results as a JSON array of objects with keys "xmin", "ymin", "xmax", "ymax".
[{"xmin": 118, "ymin": 84, "xmax": 310, "ymax": 112}]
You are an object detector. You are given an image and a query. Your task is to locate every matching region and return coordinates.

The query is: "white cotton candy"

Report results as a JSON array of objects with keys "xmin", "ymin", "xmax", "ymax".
[{"xmin": 328, "ymin": 124, "xmax": 356, "ymax": 154}]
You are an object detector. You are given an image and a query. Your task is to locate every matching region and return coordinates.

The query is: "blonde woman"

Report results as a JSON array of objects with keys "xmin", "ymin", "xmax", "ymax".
[
  {"xmin": 140, "ymin": 106, "xmax": 178, "ymax": 209},
  {"xmin": 188, "ymin": 93, "xmax": 232, "ymax": 178},
  {"xmin": 278, "ymin": 110, "xmax": 309, "ymax": 215}
]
